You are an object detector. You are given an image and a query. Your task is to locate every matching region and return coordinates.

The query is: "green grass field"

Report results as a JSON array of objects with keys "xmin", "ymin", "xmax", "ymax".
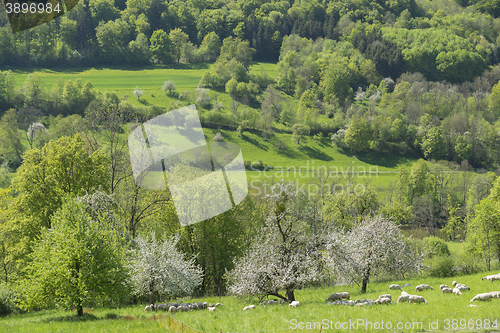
[{"xmin": 3, "ymin": 270, "xmax": 500, "ymax": 333}]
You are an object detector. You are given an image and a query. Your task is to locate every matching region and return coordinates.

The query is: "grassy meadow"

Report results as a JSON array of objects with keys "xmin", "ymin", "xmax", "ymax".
[{"xmin": 2, "ymin": 270, "xmax": 500, "ymax": 333}]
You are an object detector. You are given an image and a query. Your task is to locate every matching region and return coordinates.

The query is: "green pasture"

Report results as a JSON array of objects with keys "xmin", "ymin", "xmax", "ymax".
[{"xmin": 3, "ymin": 270, "xmax": 500, "ymax": 333}]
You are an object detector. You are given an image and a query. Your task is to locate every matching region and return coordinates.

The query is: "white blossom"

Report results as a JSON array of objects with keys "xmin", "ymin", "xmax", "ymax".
[
  {"xmin": 129, "ymin": 233, "xmax": 203, "ymax": 302},
  {"xmin": 133, "ymin": 87, "xmax": 144, "ymax": 100},
  {"xmin": 325, "ymin": 216, "xmax": 423, "ymax": 292},
  {"xmin": 226, "ymin": 181, "xmax": 325, "ymax": 302}
]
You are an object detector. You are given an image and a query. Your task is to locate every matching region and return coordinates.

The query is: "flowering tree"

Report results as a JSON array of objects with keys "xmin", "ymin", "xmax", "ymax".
[
  {"xmin": 133, "ymin": 87, "xmax": 144, "ymax": 100},
  {"xmin": 129, "ymin": 233, "xmax": 203, "ymax": 304},
  {"xmin": 226, "ymin": 181, "xmax": 324, "ymax": 302},
  {"xmin": 326, "ymin": 216, "xmax": 422, "ymax": 293},
  {"xmin": 162, "ymin": 80, "xmax": 176, "ymax": 95},
  {"xmin": 26, "ymin": 122, "xmax": 46, "ymax": 149}
]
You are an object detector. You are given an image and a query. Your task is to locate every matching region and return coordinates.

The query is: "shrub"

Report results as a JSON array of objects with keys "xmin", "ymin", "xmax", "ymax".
[
  {"xmin": 244, "ymin": 160, "xmax": 252, "ymax": 170},
  {"xmin": 423, "ymin": 236, "xmax": 450, "ymax": 258},
  {"xmin": 428, "ymin": 256, "xmax": 455, "ymax": 277},
  {"xmin": 251, "ymin": 160, "xmax": 264, "ymax": 170},
  {"xmin": 0, "ymin": 284, "xmax": 19, "ymax": 316}
]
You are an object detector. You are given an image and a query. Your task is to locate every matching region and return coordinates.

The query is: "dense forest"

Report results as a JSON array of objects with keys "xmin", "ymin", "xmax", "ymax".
[{"xmin": 1, "ymin": 0, "xmax": 500, "ymax": 313}]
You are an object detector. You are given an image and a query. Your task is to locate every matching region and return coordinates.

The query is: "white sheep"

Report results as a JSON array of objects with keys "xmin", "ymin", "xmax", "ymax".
[
  {"xmin": 326, "ymin": 293, "xmax": 343, "ymax": 301},
  {"xmin": 408, "ymin": 295, "xmax": 427, "ymax": 304},
  {"xmin": 243, "ymin": 305, "xmax": 255, "ymax": 311},
  {"xmin": 457, "ymin": 286, "xmax": 470, "ymax": 292},
  {"xmin": 440, "ymin": 284, "xmax": 449, "ymax": 290},
  {"xmin": 144, "ymin": 304, "xmax": 154, "ymax": 311},
  {"xmin": 208, "ymin": 306, "xmax": 216, "ymax": 312},
  {"xmin": 401, "ymin": 291, "xmax": 410, "ymax": 297},
  {"xmin": 490, "ymin": 291, "xmax": 500, "ymax": 298},
  {"xmin": 482, "ymin": 273, "xmax": 500, "ymax": 281},
  {"xmin": 415, "ymin": 284, "xmax": 433, "ymax": 292},
  {"xmin": 453, "ymin": 287, "xmax": 462, "ymax": 296},
  {"xmin": 203, "ymin": 302, "xmax": 208, "ymax": 308},
  {"xmin": 374, "ymin": 297, "xmax": 391, "ymax": 305},
  {"xmin": 470, "ymin": 293, "xmax": 493, "ymax": 302},
  {"xmin": 379, "ymin": 294, "xmax": 392, "ymax": 300},
  {"xmin": 442, "ymin": 287, "xmax": 453, "ymax": 294},
  {"xmin": 389, "ymin": 284, "xmax": 401, "ymax": 290},
  {"xmin": 289, "ymin": 301, "xmax": 300, "ymax": 308},
  {"xmin": 397, "ymin": 295, "xmax": 409, "ymax": 303},
  {"xmin": 341, "ymin": 292, "xmax": 350, "ymax": 300},
  {"xmin": 168, "ymin": 306, "xmax": 177, "ymax": 312},
  {"xmin": 452, "ymin": 281, "xmax": 469, "ymax": 289},
  {"xmin": 216, "ymin": 303, "xmax": 223, "ymax": 306}
]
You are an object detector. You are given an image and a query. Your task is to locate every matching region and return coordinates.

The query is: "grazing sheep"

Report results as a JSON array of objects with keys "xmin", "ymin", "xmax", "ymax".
[
  {"xmin": 156, "ymin": 303, "xmax": 169, "ymax": 311},
  {"xmin": 457, "ymin": 286, "xmax": 470, "ymax": 292},
  {"xmin": 203, "ymin": 302, "xmax": 208, "ymax": 308},
  {"xmin": 192, "ymin": 303, "xmax": 198, "ymax": 310},
  {"xmin": 326, "ymin": 293, "xmax": 343, "ymax": 301},
  {"xmin": 216, "ymin": 303, "xmax": 223, "ymax": 307},
  {"xmin": 379, "ymin": 294, "xmax": 392, "ymax": 300},
  {"xmin": 208, "ymin": 307, "xmax": 216, "ymax": 312},
  {"xmin": 442, "ymin": 287, "xmax": 453, "ymax": 294},
  {"xmin": 490, "ymin": 291, "xmax": 500, "ymax": 298},
  {"xmin": 209, "ymin": 303, "xmax": 215, "ymax": 307},
  {"xmin": 374, "ymin": 297, "xmax": 391, "ymax": 305},
  {"xmin": 197, "ymin": 302, "xmax": 204, "ymax": 308},
  {"xmin": 389, "ymin": 284, "xmax": 401, "ymax": 290},
  {"xmin": 482, "ymin": 274, "xmax": 500, "ymax": 281},
  {"xmin": 452, "ymin": 281, "xmax": 469, "ymax": 288},
  {"xmin": 408, "ymin": 295, "xmax": 427, "ymax": 304},
  {"xmin": 243, "ymin": 305, "xmax": 255, "ymax": 311},
  {"xmin": 341, "ymin": 292, "xmax": 350, "ymax": 300},
  {"xmin": 453, "ymin": 288, "xmax": 462, "ymax": 296},
  {"xmin": 470, "ymin": 293, "xmax": 493, "ymax": 303},
  {"xmin": 397, "ymin": 295, "xmax": 409, "ymax": 303},
  {"xmin": 355, "ymin": 301, "xmax": 373, "ymax": 307},
  {"xmin": 416, "ymin": 284, "xmax": 433, "ymax": 292},
  {"xmin": 401, "ymin": 291, "xmax": 410, "ymax": 297},
  {"xmin": 144, "ymin": 304, "xmax": 154, "ymax": 311},
  {"xmin": 289, "ymin": 301, "xmax": 300, "ymax": 308},
  {"xmin": 168, "ymin": 306, "xmax": 177, "ymax": 313},
  {"xmin": 440, "ymin": 284, "xmax": 449, "ymax": 290},
  {"xmin": 260, "ymin": 300, "xmax": 279, "ymax": 306}
]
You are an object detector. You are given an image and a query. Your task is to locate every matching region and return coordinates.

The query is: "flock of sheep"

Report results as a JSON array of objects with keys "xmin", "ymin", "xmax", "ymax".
[
  {"xmin": 144, "ymin": 301, "xmax": 223, "ymax": 313},
  {"xmin": 325, "ymin": 273, "xmax": 500, "ymax": 307},
  {"xmin": 144, "ymin": 273, "xmax": 500, "ymax": 313}
]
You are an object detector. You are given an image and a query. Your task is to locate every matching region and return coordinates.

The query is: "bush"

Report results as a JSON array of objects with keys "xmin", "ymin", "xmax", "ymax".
[
  {"xmin": 251, "ymin": 160, "xmax": 264, "ymax": 170},
  {"xmin": 428, "ymin": 255, "xmax": 455, "ymax": 278},
  {"xmin": 0, "ymin": 284, "xmax": 19, "ymax": 316},
  {"xmin": 423, "ymin": 236, "xmax": 450, "ymax": 258},
  {"xmin": 244, "ymin": 160, "xmax": 252, "ymax": 170}
]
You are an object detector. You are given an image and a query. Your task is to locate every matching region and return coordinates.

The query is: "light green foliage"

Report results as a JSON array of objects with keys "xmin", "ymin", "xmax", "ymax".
[
  {"xmin": 0, "ymin": 71, "xmax": 15, "ymax": 108},
  {"xmin": 89, "ymin": 0, "xmax": 119, "ymax": 25},
  {"xmin": 380, "ymin": 201, "xmax": 412, "ymax": 225},
  {"xmin": 0, "ymin": 110, "xmax": 24, "ymax": 168},
  {"xmin": 95, "ymin": 19, "xmax": 130, "ymax": 65},
  {"xmin": 18, "ymin": 196, "xmax": 129, "ymax": 316},
  {"xmin": 23, "ymin": 73, "xmax": 46, "ymax": 108},
  {"xmin": 467, "ymin": 177, "xmax": 500, "ymax": 270},
  {"xmin": 11, "ymin": 135, "xmax": 109, "ymax": 257},
  {"xmin": 442, "ymin": 196, "xmax": 465, "ymax": 240},
  {"xmin": 344, "ymin": 117, "xmax": 372, "ymax": 152},
  {"xmin": 292, "ymin": 123, "xmax": 310, "ymax": 144},
  {"xmin": 323, "ymin": 186, "xmax": 379, "ymax": 229},
  {"xmin": 396, "ymin": 159, "xmax": 433, "ymax": 204},
  {"xmin": 150, "ymin": 29, "xmax": 173, "ymax": 64},
  {"xmin": 422, "ymin": 126, "xmax": 446, "ymax": 160},
  {"xmin": 197, "ymin": 32, "xmax": 221, "ymax": 62},
  {"xmin": 169, "ymin": 28, "xmax": 189, "ymax": 64},
  {"xmin": 127, "ymin": 33, "xmax": 151, "ymax": 65},
  {"xmin": 423, "ymin": 236, "xmax": 451, "ymax": 258}
]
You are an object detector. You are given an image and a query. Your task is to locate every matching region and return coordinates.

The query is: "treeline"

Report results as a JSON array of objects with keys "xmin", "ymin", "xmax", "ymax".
[{"xmin": 1, "ymin": 0, "xmax": 500, "ymax": 82}]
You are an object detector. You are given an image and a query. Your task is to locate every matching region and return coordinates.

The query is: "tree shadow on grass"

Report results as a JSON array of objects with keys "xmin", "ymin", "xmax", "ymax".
[
  {"xmin": 241, "ymin": 134, "xmax": 268, "ymax": 151},
  {"xmin": 297, "ymin": 145, "xmax": 333, "ymax": 161},
  {"xmin": 44, "ymin": 313, "xmax": 99, "ymax": 322},
  {"xmin": 354, "ymin": 151, "xmax": 414, "ymax": 168}
]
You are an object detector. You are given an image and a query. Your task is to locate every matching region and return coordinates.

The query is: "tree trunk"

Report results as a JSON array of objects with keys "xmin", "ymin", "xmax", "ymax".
[
  {"xmin": 77, "ymin": 304, "xmax": 83, "ymax": 317},
  {"xmin": 286, "ymin": 288, "xmax": 295, "ymax": 302},
  {"xmin": 149, "ymin": 292, "xmax": 155, "ymax": 305},
  {"xmin": 361, "ymin": 275, "xmax": 369, "ymax": 293}
]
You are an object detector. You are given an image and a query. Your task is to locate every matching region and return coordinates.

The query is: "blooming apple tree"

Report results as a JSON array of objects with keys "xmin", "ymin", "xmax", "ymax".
[{"xmin": 129, "ymin": 233, "xmax": 203, "ymax": 304}]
